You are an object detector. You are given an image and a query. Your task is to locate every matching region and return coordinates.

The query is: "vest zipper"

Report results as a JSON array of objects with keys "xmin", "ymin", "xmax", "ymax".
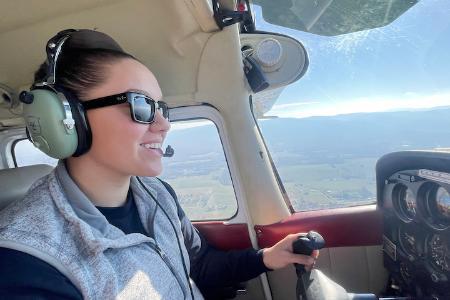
[
  {"xmin": 135, "ymin": 177, "xmax": 194, "ymax": 299},
  {"xmin": 148, "ymin": 241, "xmax": 188, "ymax": 299}
]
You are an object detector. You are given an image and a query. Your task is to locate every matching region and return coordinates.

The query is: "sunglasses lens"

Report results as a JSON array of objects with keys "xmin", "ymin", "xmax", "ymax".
[{"xmin": 133, "ymin": 95, "xmax": 155, "ymax": 123}]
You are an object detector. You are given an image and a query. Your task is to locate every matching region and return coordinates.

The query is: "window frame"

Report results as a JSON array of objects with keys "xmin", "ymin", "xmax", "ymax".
[
  {"xmin": 156, "ymin": 104, "xmax": 250, "ymax": 223},
  {"xmin": 250, "ymin": 97, "xmax": 295, "ymax": 214},
  {"xmin": 11, "ymin": 138, "xmax": 24, "ymax": 167},
  {"xmin": 11, "ymin": 137, "xmax": 59, "ymax": 168},
  {"xmin": 1, "ymin": 128, "xmax": 26, "ymax": 169}
]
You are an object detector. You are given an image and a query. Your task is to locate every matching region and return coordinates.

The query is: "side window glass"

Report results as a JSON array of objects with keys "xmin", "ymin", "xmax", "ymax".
[
  {"xmin": 160, "ymin": 119, "xmax": 238, "ymax": 221},
  {"xmin": 13, "ymin": 139, "xmax": 58, "ymax": 167}
]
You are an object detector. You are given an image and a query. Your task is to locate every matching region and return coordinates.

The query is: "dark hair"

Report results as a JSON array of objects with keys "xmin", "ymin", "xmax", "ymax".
[{"xmin": 34, "ymin": 48, "xmax": 136, "ymax": 100}]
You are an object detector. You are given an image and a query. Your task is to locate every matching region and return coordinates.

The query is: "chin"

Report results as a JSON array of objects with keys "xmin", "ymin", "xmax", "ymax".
[{"xmin": 137, "ymin": 164, "xmax": 163, "ymax": 177}]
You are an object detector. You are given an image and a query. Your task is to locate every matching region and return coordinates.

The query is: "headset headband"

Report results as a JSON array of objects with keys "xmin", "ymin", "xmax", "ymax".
[
  {"xmin": 44, "ymin": 29, "xmax": 77, "ymax": 85},
  {"xmin": 37, "ymin": 29, "xmax": 125, "ymax": 87}
]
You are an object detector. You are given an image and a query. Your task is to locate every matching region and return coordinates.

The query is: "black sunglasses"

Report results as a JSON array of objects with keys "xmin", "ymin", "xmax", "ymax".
[{"xmin": 81, "ymin": 92, "xmax": 169, "ymax": 124}]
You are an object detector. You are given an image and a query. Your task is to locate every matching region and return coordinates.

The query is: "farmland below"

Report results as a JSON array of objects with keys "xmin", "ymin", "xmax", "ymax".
[{"xmin": 161, "ymin": 107, "xmax": 450, "ymax": 219}]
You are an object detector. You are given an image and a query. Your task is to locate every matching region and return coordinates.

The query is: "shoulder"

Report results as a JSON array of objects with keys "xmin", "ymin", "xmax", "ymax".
[
  {"xmin": 133, "ymin": 176, "xmax": 177, "ymax": 201},
  {"xmin": 132, "ymin": 176, "xmax": 183, "ymax": 218},
  {"xmin": 0, "ymin": 172, "xmax": 59, "ymax": 228},
  {"xmin": 156, "ymin": 178, "xmax": 178, "ymax": 199},
  {"xmin": 0, "ymin": 171, "xmax": 70, "ymax": 255}
]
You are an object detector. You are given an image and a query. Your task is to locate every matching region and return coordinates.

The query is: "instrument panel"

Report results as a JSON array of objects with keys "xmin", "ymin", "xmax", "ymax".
[
  {"xmin": 391, "ymin": 174, "xmax": 450, "ymax": 231},
  {"xmin": 378, "ymin": 152, "xmax": 450, "ymax": 299}
]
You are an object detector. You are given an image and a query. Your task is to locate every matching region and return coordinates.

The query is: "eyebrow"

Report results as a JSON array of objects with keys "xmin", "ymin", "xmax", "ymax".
[{"xmin": 128, "ymin": 89, "xmax": 162, "ymax": 101}]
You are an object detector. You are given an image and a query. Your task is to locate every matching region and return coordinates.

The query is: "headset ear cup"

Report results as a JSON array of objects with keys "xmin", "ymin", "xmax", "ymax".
[
  {"xmin": 66, "ymin": 96, "xmax": 92, "ymax": 156},
  {"xmin": 50, "ymin": 86, "xmax": 92, "ymax": 157},
  {"xmin": 23, "ymin": 89, "xmax": 78, "ymax": 158}
]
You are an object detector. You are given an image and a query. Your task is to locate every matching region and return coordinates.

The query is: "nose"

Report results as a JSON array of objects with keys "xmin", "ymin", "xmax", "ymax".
[{"xmin": 149, "ymin": 110, "xmax": 170, "ymax": 133}]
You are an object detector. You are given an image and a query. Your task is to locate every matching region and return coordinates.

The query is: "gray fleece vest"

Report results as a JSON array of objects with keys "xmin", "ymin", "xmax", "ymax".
[{"xmin": 0, "ymin": 162, "xmax": 204, "ymax": 299}]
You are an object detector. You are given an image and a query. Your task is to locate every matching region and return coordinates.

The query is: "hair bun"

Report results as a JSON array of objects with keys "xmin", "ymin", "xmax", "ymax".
[{"xmin": 60, "ymin": 29, "xmax": 124, "ymax": 53}]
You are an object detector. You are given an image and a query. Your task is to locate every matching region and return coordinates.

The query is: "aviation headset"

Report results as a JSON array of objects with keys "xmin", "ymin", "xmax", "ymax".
[{"xmin": 20, "ymin": 29, "xmax": 125, "ymax": 159}]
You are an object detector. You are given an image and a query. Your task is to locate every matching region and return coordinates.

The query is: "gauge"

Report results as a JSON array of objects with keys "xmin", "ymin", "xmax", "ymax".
[
  {"xmin": 427, "ymin": 234, "xmax": 450, "ymax": 273},
  {"xmin": 420, "ymin": 184, "xmax": 450, "ymax": 230},
  {"xmin": 435, "ymin": 187, "xmax": 450, "ymax": 220},
  {"xmin": 399, "ymin": 262, "xmax": 413, "ymax": 283},
  {"xmin": 402, "ymin": 188, "xmax": 417, "ymax": 218},
  {"xmin": 393, "ymin": 184, "xmax": 417, "ymax": 222},
  {"xmin": 398, "ymin": 225, "xmax": 419, "ymax": 258}
]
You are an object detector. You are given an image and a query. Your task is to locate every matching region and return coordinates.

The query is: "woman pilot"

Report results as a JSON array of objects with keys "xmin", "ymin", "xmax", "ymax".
[{"xmin": 0, "ymin": 29, "xmax": 317, "ymax": 299}]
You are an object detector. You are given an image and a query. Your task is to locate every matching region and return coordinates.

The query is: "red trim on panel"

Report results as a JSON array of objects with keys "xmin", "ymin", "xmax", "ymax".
[
  {"xmin": 193, "ymin": 222, "xmax": 252, "ymax": 251},
  {"xmin": 255, "ymin": 205, "xmax": 382, "ymax": 249}
]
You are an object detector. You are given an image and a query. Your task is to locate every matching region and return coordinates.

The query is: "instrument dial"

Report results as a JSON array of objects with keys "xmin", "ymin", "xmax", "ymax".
[
  {"xmin": 422, "ymin": 185, "xmax": 450, "ymax": 230},
  {"xmin": 427, "ymin": 234, "xmax": 450, "ymax": 273},
  {"xmin": 399, "ymin": 262, "xmax": 413, "ymax": 283},
  {"xmin": 402, "ymin": 187, "xmax": 417, "ymax": 219},
  {"xmin": 398, "ymin": 225, "xmax": 419, "ymax": 258},
  {"xmin": 436, "ymin": 187, "xmax": 450, "ymax": 220},
  {"xmin": 393, "ymin": 184, "xmax": 417, "ymax": 222}
]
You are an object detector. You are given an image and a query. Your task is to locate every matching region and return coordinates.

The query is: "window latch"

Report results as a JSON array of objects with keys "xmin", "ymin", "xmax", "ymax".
[{"xmin": 212, "ymin": 0, "xmax": 254, "ymax": 32}]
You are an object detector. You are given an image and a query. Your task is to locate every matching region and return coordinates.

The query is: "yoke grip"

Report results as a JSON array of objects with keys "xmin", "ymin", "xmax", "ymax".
[{"xmin": 292, "ymin": 231, "xmax": 325, "ymax": 273}]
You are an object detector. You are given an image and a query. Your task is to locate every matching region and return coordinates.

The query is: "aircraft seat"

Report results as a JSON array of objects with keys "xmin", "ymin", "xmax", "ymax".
[{"xmin": 0, "ymin": 164, "xmax": 53, "ymax": 210}]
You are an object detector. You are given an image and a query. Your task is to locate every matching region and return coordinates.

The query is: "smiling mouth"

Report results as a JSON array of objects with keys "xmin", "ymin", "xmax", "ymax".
[{"xmin": 140, "ymin": 143, "xmax": 162, "ymax": 150}]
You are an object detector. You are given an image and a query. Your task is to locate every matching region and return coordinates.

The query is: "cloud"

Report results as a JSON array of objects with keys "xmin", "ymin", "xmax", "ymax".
[
  {"xmin": 266, "ymin": 91, "xmax": 450, "ymax": 118},
  {"xmin": 271, "ymin": 102, "xmax": 320, "ymax": 110},
  {"xmin": 170, "ymin": 120, "xmax": 210, "ymax": 131}
]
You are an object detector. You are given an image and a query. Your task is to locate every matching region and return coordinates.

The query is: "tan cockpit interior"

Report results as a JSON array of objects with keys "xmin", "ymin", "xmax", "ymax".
[{"xmin": 0, "ymin": 1, "xmax": 390, "ymax": 299}]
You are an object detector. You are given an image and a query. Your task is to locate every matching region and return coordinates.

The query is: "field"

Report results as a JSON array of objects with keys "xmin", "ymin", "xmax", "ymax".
[
  {"xmin": 277, "ymin": 157, "xmax": 377, "ymax": 210},
  {"xmin": 158, "ymin": 107, "xmax": 450, "ymax": 220},
  {"xmin": 165, "ymin": 157, "xmax": 378, "ymax": 220},
  {"xmin": 163, "ymin": 168, "xmax": 237, "ymax": 220}
]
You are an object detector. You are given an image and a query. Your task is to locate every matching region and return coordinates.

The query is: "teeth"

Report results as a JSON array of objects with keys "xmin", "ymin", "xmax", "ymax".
[{"xmin": 141, "ymin": 143, "xmax": 161, "ymax": 149}]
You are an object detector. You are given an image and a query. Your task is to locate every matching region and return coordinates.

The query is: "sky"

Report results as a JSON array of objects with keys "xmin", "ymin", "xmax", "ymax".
[{"xmin": 252, "ymin": 0, "xmax": 450, "ymax": 118}]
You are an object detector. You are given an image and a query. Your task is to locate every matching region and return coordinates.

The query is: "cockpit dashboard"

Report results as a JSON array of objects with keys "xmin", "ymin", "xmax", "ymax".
[{"xmin": 377, "ymin": 151, "xmax": 450, "ymax": 299}]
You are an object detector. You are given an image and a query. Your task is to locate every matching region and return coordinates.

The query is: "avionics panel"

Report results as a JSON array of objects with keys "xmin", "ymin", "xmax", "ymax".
[{"xmin": 377, "ymin": 151, "xmax": 450, "ymax": 299}]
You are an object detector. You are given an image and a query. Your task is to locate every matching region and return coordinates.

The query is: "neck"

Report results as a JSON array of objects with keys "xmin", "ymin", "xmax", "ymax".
[{"xmin": 65, "ymin": 156, "xmax": 130, "ymax": 207}]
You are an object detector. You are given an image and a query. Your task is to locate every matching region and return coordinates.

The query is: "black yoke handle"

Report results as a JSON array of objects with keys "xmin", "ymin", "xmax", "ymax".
[{"xmin": 292, "ymin": 231, "xmax": 325, "ymax": 300}]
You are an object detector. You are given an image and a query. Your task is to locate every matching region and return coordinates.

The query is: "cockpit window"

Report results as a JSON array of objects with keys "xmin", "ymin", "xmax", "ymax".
[
  {"xmin": 13, "ymin": 139, "xmax": 58, "ymax": 167},
  {"xmin": 251, "ymin": 0, "xmax": 450, "ymax": 211},
  {"xmin": 160, "ymin": 118, "xmax": 238, "ymax": 221}
]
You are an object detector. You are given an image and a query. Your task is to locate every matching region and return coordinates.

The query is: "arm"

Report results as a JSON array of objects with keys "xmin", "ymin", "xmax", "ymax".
[
  {"xmin": 159, "ymin": 180, "xmax": 318, "ymax": 291},
  {"xmin": 0, "ymin": 248, "xmax": 82, "ymax": 300},
  {"xmin": 158, "ymin": 181, "xmax": 268, "ymax": 286}
]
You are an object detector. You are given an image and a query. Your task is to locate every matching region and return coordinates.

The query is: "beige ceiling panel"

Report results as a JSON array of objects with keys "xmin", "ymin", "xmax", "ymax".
[
  {"xmin": 0, "ymin": 0, "xmax": 118, "ymax": 34},
  {"xmin": 0, "ymin": 0, "xmax": 213, "ymax": 100},
  {"xmin": 183, "ymin": 0, "xmax": 219, "ymax": 32}
]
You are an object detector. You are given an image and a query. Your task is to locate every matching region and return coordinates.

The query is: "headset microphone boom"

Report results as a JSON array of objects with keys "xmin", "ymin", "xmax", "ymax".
[{"xmin": 162, "ymin": 145, "xmax": 174, "ymax": 157}]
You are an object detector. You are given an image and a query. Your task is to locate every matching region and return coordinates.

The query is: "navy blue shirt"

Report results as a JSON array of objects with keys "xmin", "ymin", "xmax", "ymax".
[{"xmin": 0, "ymin": 184, "xmax": 269, "ymax": 299}]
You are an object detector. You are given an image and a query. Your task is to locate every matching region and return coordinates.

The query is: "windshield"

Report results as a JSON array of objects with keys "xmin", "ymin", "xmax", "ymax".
[
  {"xmin": 251, "ymin": 0, "xmax": 450, "ymax": 211},
  {"xmin": 253, "ymin": 0, "xmax": 450, "ymax": 118}
]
